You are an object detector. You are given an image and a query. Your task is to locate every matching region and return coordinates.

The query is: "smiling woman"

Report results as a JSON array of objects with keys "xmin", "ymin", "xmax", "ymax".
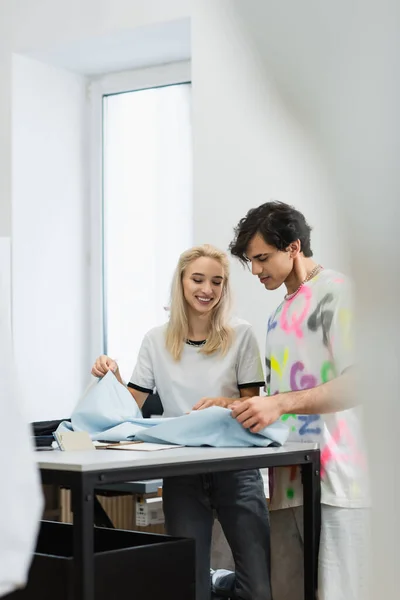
[
  {"xmin": 166, "ymin": 245, "xmax": 232, "ymax": 360},
  {"xmin": 185, "ymin": 264, "xmax": 224, "ymax": 312},
  {"xmin": 91, "ymin": 243, "xmax": 271, "ymax": 600}
]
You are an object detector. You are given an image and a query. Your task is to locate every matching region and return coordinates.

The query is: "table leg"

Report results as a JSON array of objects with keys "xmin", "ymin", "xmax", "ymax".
[
  {"xmin": 71, "ymin": 474, "xmax": 95, "ymax": 600},
  {"xmin": 302, "ymin": 452, "xmax": 321, "ymax": 600}
]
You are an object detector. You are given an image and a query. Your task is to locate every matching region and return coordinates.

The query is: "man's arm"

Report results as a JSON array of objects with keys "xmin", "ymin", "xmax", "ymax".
[
  {"xmin": 231, "ymin": 370, "xmax": 355, "ymax": 433},
  {"xmin": 278, "ymin": 369, "xmax": 354, "ymax": 415}
]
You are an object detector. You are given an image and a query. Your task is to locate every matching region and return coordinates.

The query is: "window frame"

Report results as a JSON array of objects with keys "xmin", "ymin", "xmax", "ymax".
[{"xmin": 88, "ymin": 61, "xmax": 191, "ymax": 360}]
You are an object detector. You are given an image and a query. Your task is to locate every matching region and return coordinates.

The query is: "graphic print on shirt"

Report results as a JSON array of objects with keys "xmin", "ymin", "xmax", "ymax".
[
  {"xmin": 265, "ymin": 270, "xmax": 368, "ymax": 509},
  {"xmin": 266, "ymin": 353, "xmax": 297, "ymax": 434},
  {"xmin": 266, "ymin": 357, "xmax": 271, "ymax": 388},
  {"xmin": 286, "ymin": 465, "xmax": 298, "ymax": 500},
  {"xmin": 320, "ymin": 419, "xmax": 367, "ymax": 478},
  {"xmin": 338, "ymin": 308, "xmax": 352, "ymax": 352},
  {"xmin": 321, "ymin": 360, "xmax": 336, "ymax": 383},
  {"xmin": 290, "ymin": 361, "xmax": 317, "ymax": 390},
  {"xmin": 271, "ymin": 348, "xmax": 289, "ymax": 382},
  {"xmin": 289, "ymin": 361, "xmax": 322, "ymax": 436},
  {"xmin": 267, "ymin": 303, "xmax": 283, "ymax": 333},
  {"xmin": 307, "ymin": 292, "xmax": 334, "ymax": 346},
  {"xmin": 266, "ymin": 348, "xmax": 289, "ymax": 392},
  {"xmin": 280, "ymin": 285, "xmax": 312, "ymax": 339}
]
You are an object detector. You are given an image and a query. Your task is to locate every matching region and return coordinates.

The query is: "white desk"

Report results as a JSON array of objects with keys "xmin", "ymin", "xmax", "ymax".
[
  {"xmin": 36, "ymin": 443, "xmax": 321, "ymax": 600},
  {"xmin": 37, "ymin": 442, "xmax": 317, "ymax": 471}
]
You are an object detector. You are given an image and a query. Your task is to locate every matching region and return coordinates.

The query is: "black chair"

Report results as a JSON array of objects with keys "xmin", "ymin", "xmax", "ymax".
[
  {"xmin": 141, "ymin": 391, "xmax": 163, "ymax": 418},
  {"xmin": 32, "ymin": 419, "xmax": 69, "ymax": 449}
]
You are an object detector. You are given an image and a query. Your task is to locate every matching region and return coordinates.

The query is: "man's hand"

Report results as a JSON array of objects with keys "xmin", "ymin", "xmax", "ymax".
[
  {"xmin": 192, "ymin": 397, "xmax": 231, "ymax": 411},
  {"xmin": 231, "ymin": 396, "xmax": 284, "ymax": 433}
]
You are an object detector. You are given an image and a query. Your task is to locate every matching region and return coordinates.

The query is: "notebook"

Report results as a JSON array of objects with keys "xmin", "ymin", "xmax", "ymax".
[{"xmin": 53, "ymin": 430, "xmax": 95, "ymax": 451}]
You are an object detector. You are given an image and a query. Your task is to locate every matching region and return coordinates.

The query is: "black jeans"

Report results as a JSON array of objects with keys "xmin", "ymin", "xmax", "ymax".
[{"xmin": 163, "ymin": 469, "xmax": 272, "ymax": 600}]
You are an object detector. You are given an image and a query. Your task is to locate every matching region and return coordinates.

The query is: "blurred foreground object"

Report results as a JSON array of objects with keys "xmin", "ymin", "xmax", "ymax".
[{"xmin": 0, "ymin": 280, "xmax": 43, "ymax": 596}]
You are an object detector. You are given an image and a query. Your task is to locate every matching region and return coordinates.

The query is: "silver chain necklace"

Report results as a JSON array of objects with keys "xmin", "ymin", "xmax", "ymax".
[{"xmin": 284, "ymin": 264, "xmax": 323, "ymax": 301}]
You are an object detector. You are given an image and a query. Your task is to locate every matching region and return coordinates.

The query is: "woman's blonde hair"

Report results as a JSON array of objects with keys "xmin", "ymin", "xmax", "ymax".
[{"xmin": 165, "ymin": 244, "xmax": 233, "ymax": 361}]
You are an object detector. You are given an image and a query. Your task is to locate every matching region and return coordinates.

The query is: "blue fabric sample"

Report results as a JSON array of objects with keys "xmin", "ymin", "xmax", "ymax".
[{"xmin": 56, "ymin": 371, "xmax": 288, "ymax": 447}]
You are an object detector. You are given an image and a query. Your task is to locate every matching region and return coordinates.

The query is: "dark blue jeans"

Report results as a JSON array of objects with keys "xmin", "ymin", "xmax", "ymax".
[{"xmin": 163, "ymin": 469, "xmax": 272, "ymax": 600}]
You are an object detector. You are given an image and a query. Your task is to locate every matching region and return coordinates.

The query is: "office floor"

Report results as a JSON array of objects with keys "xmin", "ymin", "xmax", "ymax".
[{"xmin": 211, "ymin": 519, "xmax": 235, "ymax": 571}]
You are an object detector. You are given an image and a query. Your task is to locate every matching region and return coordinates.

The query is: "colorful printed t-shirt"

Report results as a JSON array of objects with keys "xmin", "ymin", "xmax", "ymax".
[{"xmin": 266, "ymin": 269, "xmax": 369, "ymax": 509}]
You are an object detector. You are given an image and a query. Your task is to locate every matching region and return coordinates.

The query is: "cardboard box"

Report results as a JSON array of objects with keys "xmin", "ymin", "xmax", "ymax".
[
  {"xmin": 59, "ymin": 488, "xmax": 165, "ymax": 534},
  {"xmin": 42, "ymin": 484, "xmax": 61, "ymax": 521},
  {"xmin": 135, "ymin": 496, "xmax": 164, "ymax": 527}
]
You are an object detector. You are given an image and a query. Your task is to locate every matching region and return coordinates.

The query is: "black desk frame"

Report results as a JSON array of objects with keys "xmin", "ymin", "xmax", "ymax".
[{"xmin": 40, "ymin": 448, "xmax": 321, "ymax": 600}]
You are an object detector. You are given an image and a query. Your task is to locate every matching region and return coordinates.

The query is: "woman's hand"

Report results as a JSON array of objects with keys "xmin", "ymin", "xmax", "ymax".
[
  {"xmin": 91, "ymin": 355, "xmax": 118, "ymax": 379},
  {"xmin": 192, "ymin": 397, "xmax": 231, "ymax": 411}
]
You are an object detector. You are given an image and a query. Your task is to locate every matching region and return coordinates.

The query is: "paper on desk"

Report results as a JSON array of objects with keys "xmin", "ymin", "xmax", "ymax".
[
  {"xmin": 93, "ymin": 440, "xmax": 147, "ymax": 449},
  {"xmin": 106, "ymin": 442, "xmax": 184, "ymax": 452},
  {"xmin": 93, "ymin": 441, "xmax": 115, "ymax": 447}
]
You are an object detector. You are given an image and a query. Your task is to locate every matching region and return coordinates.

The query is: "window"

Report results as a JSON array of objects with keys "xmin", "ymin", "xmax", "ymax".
[{"xmin": 90, "ymin": 63, "xmax": 192, "ymax": 380}]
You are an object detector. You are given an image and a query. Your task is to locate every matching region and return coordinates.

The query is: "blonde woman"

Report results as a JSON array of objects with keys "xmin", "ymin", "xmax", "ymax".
[{"xmin": 92, "ymin": 245, "xmax": 271, "ymax": 600}]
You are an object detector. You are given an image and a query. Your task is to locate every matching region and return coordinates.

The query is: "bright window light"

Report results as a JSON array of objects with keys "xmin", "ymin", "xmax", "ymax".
[{"xmin": 103, "ymin": 82, "xmax": 192, "ymax": 380}]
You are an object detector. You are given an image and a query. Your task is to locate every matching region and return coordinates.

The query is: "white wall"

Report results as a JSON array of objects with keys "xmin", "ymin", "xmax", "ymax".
[
  {"xmin": 12, "ymin": 55, "xmax": 89, "ymax": 420},
  {"xmin": 2, "ymin": 0, "xmax": 191, "ymax": 421},
  {"xmin": 0, "ymin": 7, "xmax": 12, "ymax": 237},
  {"xmin": 9, "ymin": 0, "xmax": 189, "ymax": 52},
  {"xmin": 2, "ymin": 1, "xmax": 190, "ymax": 239},
  {"xmin": 6, "ymin": 0, "xmax": 347, "ymax": 410},
  {"xmin": 191, "ymin": 0, "xmax": 346, "ymax": 354},
  {"xmin": 0, "ymin": 8, "xmax": 12, "ymax": 347}
]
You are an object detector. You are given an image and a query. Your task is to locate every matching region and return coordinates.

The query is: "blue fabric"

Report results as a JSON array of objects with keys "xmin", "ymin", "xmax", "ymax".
[{"xmin": 56, "ymin": 371, "xmax": 288, "ymax": 447}]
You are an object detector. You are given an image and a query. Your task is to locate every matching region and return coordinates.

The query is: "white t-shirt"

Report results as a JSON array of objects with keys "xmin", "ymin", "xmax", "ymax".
[
  {"xmin": 128, "ymin": 318, "xmax": 265, "ymax": 417},
  {"xmin": 266, "ymin": 269, "xmax": 369, "ymax": 509}
]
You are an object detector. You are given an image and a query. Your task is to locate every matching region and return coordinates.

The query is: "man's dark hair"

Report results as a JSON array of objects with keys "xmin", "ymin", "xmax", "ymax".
[{"xmin": 229, "ymin": 201, "xmax": 313, "ymax": 264}]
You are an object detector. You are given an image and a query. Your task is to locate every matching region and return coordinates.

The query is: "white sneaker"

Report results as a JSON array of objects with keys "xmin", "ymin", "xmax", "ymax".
[{"xmin": 210, "ymin": 569, "xmax": 235, "ymax": 598}]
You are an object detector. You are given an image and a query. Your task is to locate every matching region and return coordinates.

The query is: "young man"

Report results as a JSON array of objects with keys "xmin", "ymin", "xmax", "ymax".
[{"xmin": 228, "ymin": 201, "xmax": 369, "ymax": 600}]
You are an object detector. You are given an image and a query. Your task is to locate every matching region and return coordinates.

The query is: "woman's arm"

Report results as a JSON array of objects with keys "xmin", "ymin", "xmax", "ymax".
[
  {"xmin": 239, "ymin": 386, "xmax": 260, "ymax": 399},
  {"xmin": 125, "ymin": 385, "xmax": 149, "ymax": 409}
]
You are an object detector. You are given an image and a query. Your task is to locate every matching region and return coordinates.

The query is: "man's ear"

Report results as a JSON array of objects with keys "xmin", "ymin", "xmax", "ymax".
[{"xmin": 288, "ymin": 240, "xmax": 301, "ymax": 259}]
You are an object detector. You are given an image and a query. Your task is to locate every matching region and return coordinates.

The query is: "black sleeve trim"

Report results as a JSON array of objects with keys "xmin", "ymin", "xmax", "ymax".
[
  {"xmin": 127, "ymin": 382, "xmax": 154, "ymax": 394},
  {"xmin": 238, "ymin": 381, "xmax": 265, "ymax": 390}
]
